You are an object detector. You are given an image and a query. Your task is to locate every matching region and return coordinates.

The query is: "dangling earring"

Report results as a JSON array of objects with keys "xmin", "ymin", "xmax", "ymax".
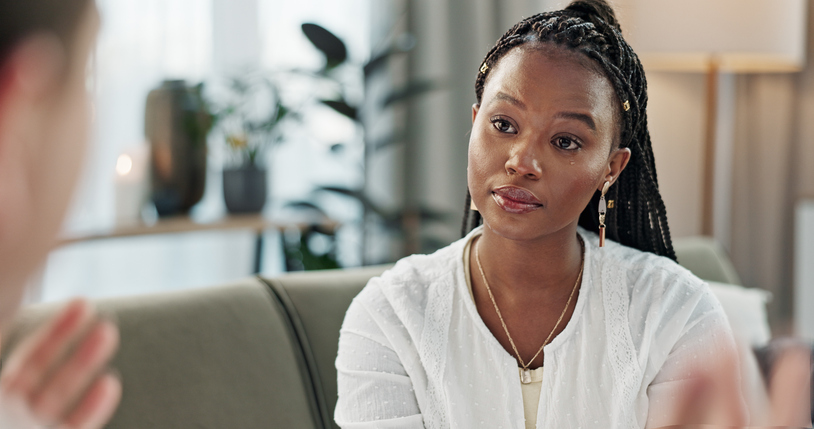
[{"xmin": 599, "ymin": 181, "xmax": 610, "ymax": 247}]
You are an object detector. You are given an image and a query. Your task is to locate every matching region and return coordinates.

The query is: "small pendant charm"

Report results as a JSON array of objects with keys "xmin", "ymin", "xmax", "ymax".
[
  {"xmin": 599, "ymin": 225, "xmax": 606, "ymax": 247},
  {"xmin": 520, "ymin": 368, "xmax": 532, "ymax": 384}
]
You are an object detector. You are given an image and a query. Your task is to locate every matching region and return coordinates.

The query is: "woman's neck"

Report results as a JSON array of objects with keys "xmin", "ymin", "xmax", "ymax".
[{"xmin": 475, "ymin": 224, "xmax": 584, "ymax": 297}]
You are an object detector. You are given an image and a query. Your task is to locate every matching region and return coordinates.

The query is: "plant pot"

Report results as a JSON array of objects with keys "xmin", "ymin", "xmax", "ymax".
[
  {"xmin": 145, "ymin": 80, "xmax": 212, "ymax": 216},
  {"xmin": 223, "ymin": 166, "xmax": 267, "ymax": 214}
]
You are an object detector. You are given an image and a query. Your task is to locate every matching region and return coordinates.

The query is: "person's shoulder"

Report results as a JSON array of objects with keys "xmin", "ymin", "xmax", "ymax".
[
  {"xmin": 354, "ymin": 234, "xmax": 468, "ymax": 310},
  {"xmin": 583, "ymin": 229, "xmax": 712, "ymax": 306}
]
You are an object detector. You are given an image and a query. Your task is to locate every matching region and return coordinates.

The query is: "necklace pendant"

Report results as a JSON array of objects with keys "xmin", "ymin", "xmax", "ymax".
[{"xmin": 520, "ymin": 368, "xmax": 532, "ymax": 384}]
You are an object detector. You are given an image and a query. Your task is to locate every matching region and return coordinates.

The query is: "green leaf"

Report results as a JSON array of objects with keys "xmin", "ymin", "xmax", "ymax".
[
  {"xmin": 369, "ymin": 130, "xmax": 407, "ymax": 151},
  {"xmin": 229, "ymin": 77, "xmax": 250, "ymax": 94},
  {"xmin": 317, "ymin": 186, "xmax": 388, "ymax": 218},
  {"xmin": 275, "ymin": 104, "xmax": 289, "ymax": 122},
  {"xmin": 363, "ymin": 34, "xmax": 416, "ymax": 76},
  {"xmin": 321, "ymin": 99, "xmax": 358, "ymax": 120},
  {"xmin": 284, "ymin": 201, "xmax": 328, "ymax": 217},
  {"xmin": 302, "ymin": 23, "xmax": 348, "ymax": 70},
  {"xmin": 363, "ymin": 50, "xmax": 391, "ymax": 77},
  {"xmin": 382, "ymin": 80, "xmax": 439, "ymax": 107}
]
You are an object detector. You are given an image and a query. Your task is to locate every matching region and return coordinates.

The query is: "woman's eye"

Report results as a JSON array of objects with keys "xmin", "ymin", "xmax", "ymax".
[
  {"xmin": 490, "ymin": 117, "xmax": 517, "ymax": 134},
  {"xmin": 552, "ymin": 135, "xmax": 580, "ymax": 150}
]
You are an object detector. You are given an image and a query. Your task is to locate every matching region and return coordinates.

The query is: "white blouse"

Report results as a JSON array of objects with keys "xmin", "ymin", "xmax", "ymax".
[
  {"xmin": 335, "ymin": 227, "xmax": 744, "ymax": 428},
  {"xmin": 461, "ymin": 230, "xmax": 544, "ymax": 429}
]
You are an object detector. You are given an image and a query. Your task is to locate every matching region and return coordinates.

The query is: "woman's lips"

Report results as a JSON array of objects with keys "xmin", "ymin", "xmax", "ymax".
[{"xmin": 491, "ymin": 186, "xmax": 543, "ymax": 214}]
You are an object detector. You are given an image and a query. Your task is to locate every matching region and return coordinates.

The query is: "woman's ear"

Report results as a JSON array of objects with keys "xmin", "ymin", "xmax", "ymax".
[
  {"xmin": 471, "ymin": 103, "xmax": 480, "ymax": 124},
  {"xmin": 599, "ymin": 147, "xmax": 631, "ymax": 190}
]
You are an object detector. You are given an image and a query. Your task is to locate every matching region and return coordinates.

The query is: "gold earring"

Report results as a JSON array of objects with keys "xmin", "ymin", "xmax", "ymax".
[{"xmin": 599, "ymin": 181, "xmax": 611, "ymax": 247}]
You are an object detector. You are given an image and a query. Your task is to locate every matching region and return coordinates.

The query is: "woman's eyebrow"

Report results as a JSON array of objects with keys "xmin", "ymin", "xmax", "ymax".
[
  {"xmin": 493, "ymin": 91, "xmax": 526, "ymax": 109},
  {"xmin": 555, "ymin": 111, "xmax": 596, "ymax": 131}
]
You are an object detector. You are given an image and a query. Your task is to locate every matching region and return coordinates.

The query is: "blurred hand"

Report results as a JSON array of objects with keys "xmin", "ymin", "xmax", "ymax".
[
  {"xmin": 666, "ymin": 343, "xmax": 811, "ymax": 429},
  {"xmin": 0, "ymin": 299, "xmax": 121, "ymax": 429}
]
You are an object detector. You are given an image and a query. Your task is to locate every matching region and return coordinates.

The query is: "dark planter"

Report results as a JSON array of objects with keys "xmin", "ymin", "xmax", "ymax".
[
  {"xmin": 223, "ymin": 166, "xmax": 267, "ymax": 213},
  {"xmin": 145, "ymin": 80, "xmax": 211, "ymax": 217}
]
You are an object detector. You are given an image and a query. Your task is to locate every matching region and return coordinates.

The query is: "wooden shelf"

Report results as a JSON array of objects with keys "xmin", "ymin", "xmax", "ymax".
[{"xmin": 59, "ymin": 214, "xmax": 338, "ymax": 247}]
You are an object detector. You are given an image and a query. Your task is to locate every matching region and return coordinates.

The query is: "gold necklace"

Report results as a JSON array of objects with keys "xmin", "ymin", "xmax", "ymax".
[{"xmin": 474, "ymin": 235, "xmax": 584, "ymax": 384}]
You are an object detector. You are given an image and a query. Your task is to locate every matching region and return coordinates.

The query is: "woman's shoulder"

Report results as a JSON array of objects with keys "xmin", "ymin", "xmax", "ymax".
[
  {"xmin": 352, "ymin": 234, "xmax": 469, "ymax": 312},
  {"xmin": 583, "ymin": 229, "xmax": 716, "ymax": 311},
  {"xmin": 581, "ymin": 230, "xmax": 729, "ymax": 360}
]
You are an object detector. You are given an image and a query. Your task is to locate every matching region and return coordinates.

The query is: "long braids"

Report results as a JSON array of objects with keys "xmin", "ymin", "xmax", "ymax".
[{"xmin": 461, "ymin": 0, "xmax": 676, "ymax": 260}]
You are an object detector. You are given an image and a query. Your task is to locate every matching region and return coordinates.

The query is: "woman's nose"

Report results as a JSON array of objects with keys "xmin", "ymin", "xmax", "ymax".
[{"xmin": 505, "ymin": 138, "xmax": 542, "ymax": 180}]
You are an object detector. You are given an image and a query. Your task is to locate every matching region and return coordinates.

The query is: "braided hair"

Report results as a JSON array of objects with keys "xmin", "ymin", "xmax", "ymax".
[{"xmin": 461, "ymin": 0, "xmax": 676, "ymax": 260}]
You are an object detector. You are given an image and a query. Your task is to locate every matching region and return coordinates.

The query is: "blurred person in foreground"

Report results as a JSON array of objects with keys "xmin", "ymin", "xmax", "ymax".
[
  {"xmin": 671, "ymin": 340, "xmax": 812, "ymax": 429},
  {"xmin": 0, "ymin": 0, "xmax": 121, "ymax": 428}
]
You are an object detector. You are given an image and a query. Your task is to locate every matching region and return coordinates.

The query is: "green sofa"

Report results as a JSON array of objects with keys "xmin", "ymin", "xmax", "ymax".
[
  {"xmin": 0, "ymin": 237, "xmax": 781, "ymax": 428},
  {"xmin": 2, "ymin": 265, "xmax": 389, "ymax": 429}
]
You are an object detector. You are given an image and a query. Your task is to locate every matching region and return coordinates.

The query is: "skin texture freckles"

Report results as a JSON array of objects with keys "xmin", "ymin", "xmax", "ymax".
[{"xmin": 466, "ymin": 44, "xmax": 631, "ymax": 370}]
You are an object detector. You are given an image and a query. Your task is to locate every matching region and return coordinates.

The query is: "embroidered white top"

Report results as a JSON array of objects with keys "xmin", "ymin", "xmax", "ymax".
[
  {"xmin": 461, "ymin": 230, "xmax": 544, "ymax": 429},
  {"xmin": 335, "ymin": 227, "xmax": 744, "ymax": 429}
]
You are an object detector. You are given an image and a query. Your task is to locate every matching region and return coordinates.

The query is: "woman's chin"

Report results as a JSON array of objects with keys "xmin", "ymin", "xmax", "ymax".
[
  {"xmin": 481, "ymin": 209, "xmax": 576, "ymax": 243},
  {"xmin": 482, "ymin": 213, "xmax": 545, "ymax": 241}
]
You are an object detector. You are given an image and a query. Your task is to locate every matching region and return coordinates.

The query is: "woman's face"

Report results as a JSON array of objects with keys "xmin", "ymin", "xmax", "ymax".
[{"xmin": 468, "ymin": 45, "xmax": 630, "ymax": 242}]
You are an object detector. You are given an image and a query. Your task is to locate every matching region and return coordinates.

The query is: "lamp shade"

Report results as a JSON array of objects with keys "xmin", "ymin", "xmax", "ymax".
[{"xmin": 617, "ymin": 0, "xmax": 808, "ymax": 72}]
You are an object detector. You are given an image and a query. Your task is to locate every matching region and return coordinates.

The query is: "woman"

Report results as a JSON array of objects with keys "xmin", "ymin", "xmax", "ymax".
[
  {"xmin": 0, "ymin": 1, "xmax": 121, "ymax": 428},
  {"xmin": 335, "ymin": 1, "xmax": 746, "ymax": 428}
]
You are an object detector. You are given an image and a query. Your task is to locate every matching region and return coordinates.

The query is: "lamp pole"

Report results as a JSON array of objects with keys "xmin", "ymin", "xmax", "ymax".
[{"xmin": 702, "ymin": 56, "xmax": 720, "ymax": 237}]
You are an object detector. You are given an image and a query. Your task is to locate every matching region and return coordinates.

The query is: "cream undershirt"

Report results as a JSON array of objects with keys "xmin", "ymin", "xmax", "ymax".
[{"xmin": 462, "ymin": 232, "xmax": 544, "ymax": 429}]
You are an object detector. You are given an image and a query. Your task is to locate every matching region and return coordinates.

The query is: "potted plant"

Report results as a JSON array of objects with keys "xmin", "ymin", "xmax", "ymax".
[
  {"xmin": 289, "ymin": 23, "xmax": 443, "ymax": 262},
  {"xmin": 215, "ymin": 72, "xmax": 294, "ymax": 214}
]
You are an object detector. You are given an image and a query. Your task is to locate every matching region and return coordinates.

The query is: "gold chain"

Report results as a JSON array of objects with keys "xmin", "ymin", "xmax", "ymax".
[{"xmin": 474, "ymin": 235, "xmax": 584, "ymax": 370}]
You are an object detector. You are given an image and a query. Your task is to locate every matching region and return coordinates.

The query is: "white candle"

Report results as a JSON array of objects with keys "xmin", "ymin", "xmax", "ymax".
[{"xmin": 114, "ymin": 144, "xmax": 150, "ymax": 225}]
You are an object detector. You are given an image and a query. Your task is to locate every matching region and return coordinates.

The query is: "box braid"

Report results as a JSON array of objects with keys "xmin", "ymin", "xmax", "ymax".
[{"xmin": 461, "ymin": 0, "xmax": 676, "ymax": 260}]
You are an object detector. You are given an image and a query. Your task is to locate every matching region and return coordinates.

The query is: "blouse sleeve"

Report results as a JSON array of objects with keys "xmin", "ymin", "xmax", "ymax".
[
  {"xmin": 334, "ymin": 286, "xmax": 425, "ymax": 429},
  {"xmin": 643, "ymin": 285, "xmax": 748, "ymax": 428}
]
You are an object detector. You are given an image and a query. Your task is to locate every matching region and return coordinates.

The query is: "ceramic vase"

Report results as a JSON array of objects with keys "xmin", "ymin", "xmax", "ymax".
[{"xmin": 144, "ymin": 80, "xmax": 211, "ymax": 216}]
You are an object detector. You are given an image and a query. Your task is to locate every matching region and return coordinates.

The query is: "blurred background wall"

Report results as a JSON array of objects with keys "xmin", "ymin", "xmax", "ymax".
[{"xmin": 37, "ymin": 0, "xmax": 813, "ymax": 336}]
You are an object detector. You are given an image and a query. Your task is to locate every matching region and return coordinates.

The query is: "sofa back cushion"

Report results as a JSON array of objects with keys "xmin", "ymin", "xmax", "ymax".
[
  {"xmin": 673, "ymin": 236, "xmax": 743, "ymax": 285},
  {"xmin": 264, "ymin": 265, "xmax": 391, "ymax": 429},
  {"xmin": 3, "ymin": 279, "xmax": 321, "ymax": 429}
]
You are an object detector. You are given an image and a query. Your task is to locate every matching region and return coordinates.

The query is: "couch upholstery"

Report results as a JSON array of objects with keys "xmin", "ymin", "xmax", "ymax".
[
  {"xmin": 1, "ymin": 266, "xmax": 389, "ymax": 429},
  {"xmin": 673, "ymin": 236, "xmax": 743, "ymax": 285},
  {"xmin": 263, "ymin": 265, "xmax": 390, "ymax": 429},
  {"xmin": 0, "ymin": 241, "xmax": 803, "ymax": 428}
]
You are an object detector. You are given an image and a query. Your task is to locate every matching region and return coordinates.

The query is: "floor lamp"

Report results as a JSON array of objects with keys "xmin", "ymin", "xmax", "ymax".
[{"xmin": 619, "ymin": 0, "xmax": 807, "ymax": 236}]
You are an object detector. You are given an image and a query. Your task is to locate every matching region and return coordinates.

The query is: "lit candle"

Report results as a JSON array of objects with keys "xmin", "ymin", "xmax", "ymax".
[{"xmin": 114, "ymin": 143, "xmax": 150, "ymax": 225}]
